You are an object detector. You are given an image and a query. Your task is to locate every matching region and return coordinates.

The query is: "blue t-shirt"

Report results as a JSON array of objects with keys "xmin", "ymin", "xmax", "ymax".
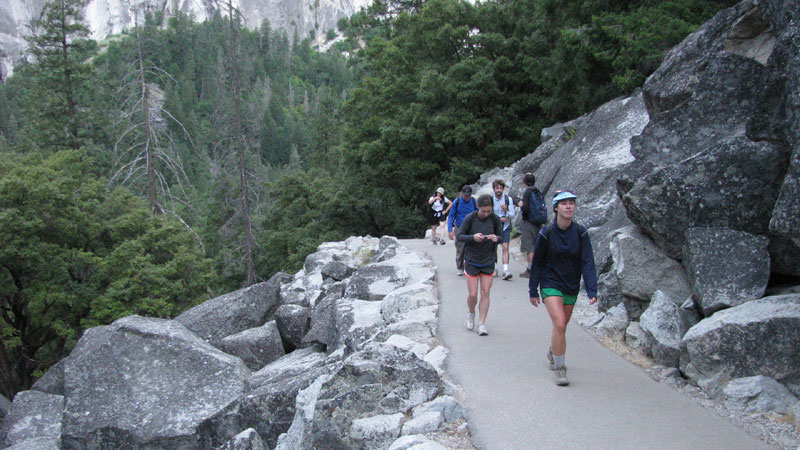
[
  {"xmin": 528, "ymin": 221, "xmax": 598, "ymax": 299},
  {"xmin": 447, "ymin": 195, "xmax": 477, "ymax": 231}
]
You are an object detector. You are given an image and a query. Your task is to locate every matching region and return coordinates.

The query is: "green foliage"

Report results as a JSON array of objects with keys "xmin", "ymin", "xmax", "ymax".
[
  {"xmin": 0, "ymin": 150, "xmax": 214, "ymax": 396},
  {"xmin": 24, "ymin": 0, "xmax": 97, "ymax": 151},
  {"xmin": 338, "ymin": 0, "xmax": 736, "ymax": 238}
]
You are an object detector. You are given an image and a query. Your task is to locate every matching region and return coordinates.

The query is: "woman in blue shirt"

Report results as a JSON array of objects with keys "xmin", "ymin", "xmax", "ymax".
[{"xmin": 528, "ymin": 190, "xmax": 598, "ymax": 386}]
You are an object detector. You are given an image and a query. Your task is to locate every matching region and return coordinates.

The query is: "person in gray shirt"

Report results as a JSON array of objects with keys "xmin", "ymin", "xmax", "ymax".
[{"xmin": 457, "ymin": 194, "xmax": 503, "ymax": 336}]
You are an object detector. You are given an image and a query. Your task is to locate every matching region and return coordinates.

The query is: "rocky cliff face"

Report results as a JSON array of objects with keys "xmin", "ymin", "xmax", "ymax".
[{"xmin": 0, "ymin": 0, "xmax": 371, "ymax": 80}]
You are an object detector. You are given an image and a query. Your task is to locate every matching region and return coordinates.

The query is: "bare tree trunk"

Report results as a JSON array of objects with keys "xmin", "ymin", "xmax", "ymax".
[
  {"xmin": 226, "ymin": 1, "xmax": 257, "ymax": 286},
  {"xmin": 135, "ymin": 25, "xmax": 161, "ymax": 215}
]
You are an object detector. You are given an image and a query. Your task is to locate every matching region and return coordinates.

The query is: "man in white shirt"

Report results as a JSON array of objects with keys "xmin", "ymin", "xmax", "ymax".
[{"xmin": 491, "ymin": 179, "xmax": 515, "ymax": 280}]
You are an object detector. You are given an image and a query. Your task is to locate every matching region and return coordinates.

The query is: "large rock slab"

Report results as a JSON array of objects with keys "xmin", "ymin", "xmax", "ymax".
[
  {"xmin": 641, "ymin": 1, "xmax": 764, "ymax": 115},
  {"xmin": 220, "ymin": 321, "xmax": 286, "ymax": 371},
  {"xmin": 610, "ymin": 226, "xmax": 692, "ymax": 303},
  {"xmin": 512, "ymin": 93, "xmax": 647, "ymax": 270},
  {"xmin": 1, "ymin": 390, "xmax": 63, "ymax": 447},
  {"xmin": 199, "ymin": 346, "xmax": 337, "ymax": 449},
  {"xmin": 273, "ymin": 304, "xmax": 310, "ymax": 351},
  {"xmin": 344, "ymin": 249, "xmax": 435, "ymax": 301},
  {"xmin": 749, "ymin": 2, "xmax": 800, "ymax": 251},
  {"xmin": 302, "ymin": 291, "xmax": 341, "ymax": 350},
  {"xmin": 276, "ymin": 342, "xmax": 442, "ymax": 450},
  {"xmin": 682, "ymin": 227, "xmax": 770, "ymax": 315},
  {"xmin": 218, "ymin": 428, "xmax": 268, "ymax": 450},
  {"xmin": 723, "ymin": 375, "xmax": 798, "ymax": 414},
  {"xmin": 680, "ymin": 294, "xmax": 800, "ymax": 395},
  {"xmin": 620, "ymin": 135, "xmax": 787, "ymax": 259},
  {"xmin": 175, "ymin": 275, "xmax": 283, "ymax": 347},
  {"xmin": 640, "ymin": 291, "xmax": 700, "ymax": 367},
  {"xmin": 304, "ymin": 236, "xmax": 380, "ymax": 274},
  {"xmin": 60, "ymin": 316, "xmax": 250, "ymax": 448}
]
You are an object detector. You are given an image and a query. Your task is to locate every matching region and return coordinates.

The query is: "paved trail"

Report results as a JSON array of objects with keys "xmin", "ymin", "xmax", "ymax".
[{"xmin": 403, "ymin": 238, "xmax": 771, "ymax": 450}]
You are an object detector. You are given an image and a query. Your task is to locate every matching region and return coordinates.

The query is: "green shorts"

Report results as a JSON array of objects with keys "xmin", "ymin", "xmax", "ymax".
[{"xmin": 541, "ymin": 288, "xmax": 577, "ymax": 305}]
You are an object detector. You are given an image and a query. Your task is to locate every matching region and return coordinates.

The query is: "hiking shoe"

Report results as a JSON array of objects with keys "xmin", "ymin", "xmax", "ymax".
[
  {"xmin": 477, "ymin": 323, "xmax": 488, "ymax": 336},
  {"xmin": 465, "ymin": 313, "xmax": 475, "ymax": 331},
  {"xmin": 432, "ymin": 239, "xmax": 438, "ymax": 245},
  {"xmin": 554, "ymin": 366, "xmax": 569, "ymax": 386},
  {"xmin": 502, "ymin": 271, "xmax": 512, "ymax": 281},
  {"xmin": 547, "ymin": 348, "xmax": 555, "ymax": 371},
  {"xmin": 457, "ymin": 270, "xmax": 464, "ymax": 276},
  {"xmin": 519, "ymin": 270, "xmax": 530, "ymax": 278},
  {"xmin": 439, "ymin": 239, "xmax": 446, "ymax": 245}
]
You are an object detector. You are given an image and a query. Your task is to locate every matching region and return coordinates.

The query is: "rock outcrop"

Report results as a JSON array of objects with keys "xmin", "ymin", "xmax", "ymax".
[
  {"xmin": 680, "ymin": 295, "xmax": 800, "ymax": 395},
  {"xmin": 5, "ymin": 237, "xmax": 465, "ymax": 449}
]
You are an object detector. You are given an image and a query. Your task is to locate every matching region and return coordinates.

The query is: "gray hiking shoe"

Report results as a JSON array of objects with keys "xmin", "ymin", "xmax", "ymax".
[
  {"xmin": 554, "ymin": 366, "xmax": 569, "ymax": 386},
  {"xmin": 547, "ymin": 348, "xmax": 555, "ymax": 371}
]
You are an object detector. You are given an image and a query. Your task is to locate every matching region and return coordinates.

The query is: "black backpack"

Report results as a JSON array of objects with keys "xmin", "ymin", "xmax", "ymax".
[{"xmin": 529, "ymin": 189, "xmax": 547, "ymax": 225}]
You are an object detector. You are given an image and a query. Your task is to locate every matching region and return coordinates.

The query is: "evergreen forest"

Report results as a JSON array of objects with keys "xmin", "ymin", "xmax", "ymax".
[{"xmin": 0, "ymin": 0, "xmax": 736, "ymax": 397}]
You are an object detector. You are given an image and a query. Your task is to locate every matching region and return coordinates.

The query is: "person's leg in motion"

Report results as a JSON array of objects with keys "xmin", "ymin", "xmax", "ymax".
[
  {"xmin": 476, "ymin": 272, "xmax": 493, "ymax": 335},
  {"xmin": 465, "ymin": 271, "xmax": 479, "ymax": 330},
  {"xmin": 544, "ymin": 296, "xmax": 573, "ymax": 385}
]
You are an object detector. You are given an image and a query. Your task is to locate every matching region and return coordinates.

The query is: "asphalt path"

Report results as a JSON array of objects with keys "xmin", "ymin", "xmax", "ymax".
[{"xmin": 402, "ymin": 237, "xmax": 771, "ymax": 450}]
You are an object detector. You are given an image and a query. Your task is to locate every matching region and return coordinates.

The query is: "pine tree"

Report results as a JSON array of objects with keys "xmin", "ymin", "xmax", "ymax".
[{"xmin": 25, "ymin": 0, "xmax": 94, "ymax": 150}]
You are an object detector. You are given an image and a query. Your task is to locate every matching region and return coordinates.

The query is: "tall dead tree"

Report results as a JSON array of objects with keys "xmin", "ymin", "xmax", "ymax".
[{"xmin": 109, "ymin": 17, "xmax": 199, "ymax": 242}]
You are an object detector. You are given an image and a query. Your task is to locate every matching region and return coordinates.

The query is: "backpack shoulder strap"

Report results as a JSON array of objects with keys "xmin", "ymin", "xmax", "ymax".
[
  {"xmin": 491, "ymin": 212, "xmax": 502, "ymax": 232},
  {"xmin": 471, "ymin": 198, "xmax": 477, "ymax": 209}
]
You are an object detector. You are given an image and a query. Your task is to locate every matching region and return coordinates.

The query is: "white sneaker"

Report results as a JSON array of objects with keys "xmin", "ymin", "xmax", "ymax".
[
  {"xmin": 554, "ymin": 366, "xmax": 569, "ymax": 386},
  {"xmin": 502, "ymin": 271, "xmax": 512, "ymax": 280},
  {"xmin": 477, "ymin": 323, "xmax": 488, "ymax": 336},
  {"xmin": 457, "ymin": 270, "xmax": 464, "ymax": 276},
  {"xmin": 465, "ymin": 313, "xmax": 475, "ymax": 330}
]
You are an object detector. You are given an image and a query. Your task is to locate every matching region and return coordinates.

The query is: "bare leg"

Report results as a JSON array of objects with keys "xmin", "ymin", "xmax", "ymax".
[
  {"xmin": 543, "ymin": 296, "xmax": 570, "ymax": 355},
  {"xmin": 502, "ymin": 242, "xmax": 510, "ymax": 265},
  {"xmin": 466, "ymin": 275, "xmax": 479, "ymax": 314},
  {"xmin": 478, "ymin": 274, "xmax": 493, "ymax": 323}
]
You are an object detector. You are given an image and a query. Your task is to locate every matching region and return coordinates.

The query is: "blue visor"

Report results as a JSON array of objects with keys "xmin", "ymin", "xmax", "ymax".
[{"xmin": 552, "ymin": 190, "xmax": 577, "ymax": 205}]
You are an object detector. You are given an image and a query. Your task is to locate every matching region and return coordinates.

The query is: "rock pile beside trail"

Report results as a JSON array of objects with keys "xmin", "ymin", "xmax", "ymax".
[
  {"xmin": 0, "ymin": 237, "xmax": 469, "ymax": 450},
  {"xmin": 471, "ymin": 0, "xmax": 800, "ymax": 426}
]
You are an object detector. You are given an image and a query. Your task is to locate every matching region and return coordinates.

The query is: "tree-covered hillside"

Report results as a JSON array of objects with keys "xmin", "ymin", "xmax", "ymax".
[{"xmin": 0, "ymin": 0, "xmax": 735, "ymax": 396}]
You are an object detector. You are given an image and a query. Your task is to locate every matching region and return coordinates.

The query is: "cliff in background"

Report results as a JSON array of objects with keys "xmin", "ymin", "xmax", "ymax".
[{"xmin": 0, "ymin": 0, "xmax": 372, "ymax": 80}]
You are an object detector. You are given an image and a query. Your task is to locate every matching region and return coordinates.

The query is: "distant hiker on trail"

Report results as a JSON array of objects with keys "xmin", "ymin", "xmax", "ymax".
[
  {"xmin": 448, "ymin": 185, "xmax": 477, "ymax": 275},
  {"xmin": 428, "ymin": 187, "xmax": 451, "ymax": 245},
  {"xmin": 528, "ymin": 190, "xmax": 598, "ymax": 386},
  {"xmin": 517, "ymin": 173, "xmax": 547, "ymax": 278},
  {"xmin": 458, "ymin": 194, "xmax": 502, "ymax": 336},
  {"xmin": 491, "ymin": 179, "xmax": 515, "ymax": 280}
]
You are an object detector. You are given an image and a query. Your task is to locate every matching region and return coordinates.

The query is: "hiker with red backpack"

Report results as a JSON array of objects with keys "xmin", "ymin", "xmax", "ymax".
[{"xmin": 528, "ymin": 190, "xmax": 598, "ymax": 386}]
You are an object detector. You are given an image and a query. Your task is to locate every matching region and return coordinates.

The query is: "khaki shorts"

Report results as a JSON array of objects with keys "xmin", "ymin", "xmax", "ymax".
[{"xmin": 518, "ymin": 221, "xmax": 541, "ymax": 253}]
